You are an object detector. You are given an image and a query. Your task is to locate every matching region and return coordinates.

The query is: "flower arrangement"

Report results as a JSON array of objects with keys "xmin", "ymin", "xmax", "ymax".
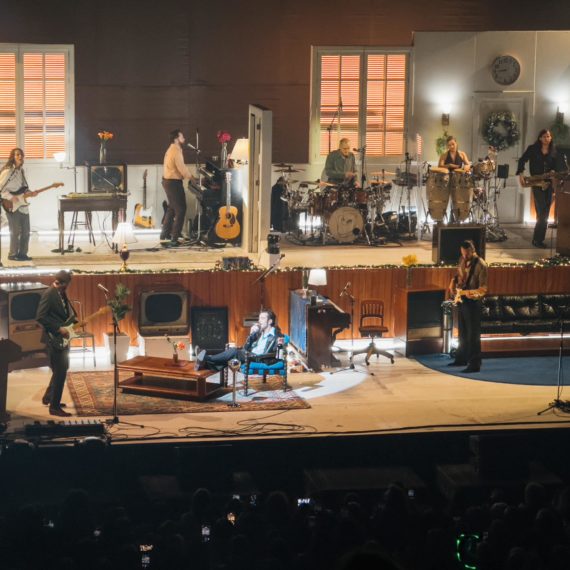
[
  {"xmin": 165, "ymin": 335, "xmax": 186, "ymax": 362},
  {"xmin": 97, "ymin": 131, "xmax": 114, "ymax": 164},
  {"xmin": 217, "ymin": 130, "xmax": 231, "ymax": 144},
  {"xmin": 106, "ymin": 283, "xmax": 131, "ymax": 329},
  {"xmin": 482, "ymin": 111, "xmax": 520, "ymax": 151},
  {"xmin": 402, "ymin": 254, "xmax": 418, "ymax": 267}
]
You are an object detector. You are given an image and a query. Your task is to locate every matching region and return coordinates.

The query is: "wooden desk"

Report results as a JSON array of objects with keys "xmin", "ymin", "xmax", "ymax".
[
  {"xmin": 58, "ymin": 194, "xmax": 128, "ymax": 253},
  {"xmin": 117, "ymin": 355, "xmax": 222, "ymax": 401}
]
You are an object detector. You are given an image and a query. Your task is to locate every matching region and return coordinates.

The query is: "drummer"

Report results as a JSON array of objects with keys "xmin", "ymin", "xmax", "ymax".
[
  {"xmin": 438, "ymin": 136, "xmax": 471, "ymax": 172},
  {"xmin": 324, "ymin": 138, "xmax": 358, "ymax": 185}
]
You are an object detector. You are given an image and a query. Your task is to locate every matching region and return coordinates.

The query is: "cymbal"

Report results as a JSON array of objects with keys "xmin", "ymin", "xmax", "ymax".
[
  {"xmin": 319, "ymin": 181, "xmax": 337, "ymax": 187},
  {"xmin": 272, "ymin": 162, "xmax": 293, "ymax": 168},
  {"xmin": 274, "ymin": 167, "xmax": 303, "ymax": 173},
  {"xmin": 300, "ymin": 179, "xmax": 320, "ymax": 185},
  {"xmin": 371, "ymin": 179, "xmax": 392, "ymax": 186},
  {"xmin": 370, "ymin": 170, "xmax": 396, "ymax": 176}
]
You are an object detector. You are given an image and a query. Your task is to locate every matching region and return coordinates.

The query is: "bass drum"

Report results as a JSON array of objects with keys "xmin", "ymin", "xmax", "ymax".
[
  {"xmin": 398, "ymin": 210, "xmax": 417, "ymax": 234},
  {"xmin": 426, "ymin": 169, "xmax": 450, "ymax": 222},
  {"xmin": 327, "ymin": 206, "xmax": 364, "ymax": 243},
  {"xmin": 450, "ymin": 170, "xmax": 474, "ymax": 222}
]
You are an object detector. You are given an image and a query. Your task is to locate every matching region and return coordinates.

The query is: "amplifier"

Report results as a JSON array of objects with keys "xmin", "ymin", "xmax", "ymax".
[
  {"xmin": 432, "ymin": 223, "xmax": 486, "ymax": 264},
  {"xmin": 25, "ymin": 420, "xmax": 106, "ymax": 438}
]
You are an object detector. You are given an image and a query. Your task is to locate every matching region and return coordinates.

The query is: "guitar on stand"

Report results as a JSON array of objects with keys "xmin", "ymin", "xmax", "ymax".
[
  {"xmin": 1, "ymin": 182, "xmax": 64, "ymax": 213},
  {"xmin": 133, "ymin": 169, "xmax": 154, "ymax": 228},
  {"xmin": 214, "ymin": 171, "xmax": 241, "ymax": 241}
]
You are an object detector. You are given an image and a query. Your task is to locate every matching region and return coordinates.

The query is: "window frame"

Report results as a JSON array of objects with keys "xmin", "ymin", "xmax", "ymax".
[
  {"xmin": 0, "ymin": 43, "xmax": 75, "ymax": 165},
  {"xmin": 310, "ymin": 46, "xmax": 413, "ymax": 164}
]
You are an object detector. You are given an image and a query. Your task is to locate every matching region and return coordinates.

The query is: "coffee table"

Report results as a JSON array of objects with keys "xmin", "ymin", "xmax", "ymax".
[{"xmin": 117, "ymin": 355, "xmax": 223, "ymax": 401}]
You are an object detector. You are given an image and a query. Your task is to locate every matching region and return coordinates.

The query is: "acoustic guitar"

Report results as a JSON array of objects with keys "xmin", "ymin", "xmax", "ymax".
[
  {"xmin": 215, "ymin": 171, "xmax": 240, "ymax": 240},
  {"xmin": 47, "ymin": 306, "xmax": 109, "ymax": 350},
  {"xmin": 133, "ymin": 169, "xmax": 154, "ymax": 228},
  {"xmin": 2, "ymin": 182, "xmax": 64, "ymax": 213}
]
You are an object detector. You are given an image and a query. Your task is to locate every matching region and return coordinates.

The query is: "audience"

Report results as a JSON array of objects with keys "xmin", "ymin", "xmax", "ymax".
[{"xmin": 1, "ymin": 479, "xmax": 570, "ymax": 569}]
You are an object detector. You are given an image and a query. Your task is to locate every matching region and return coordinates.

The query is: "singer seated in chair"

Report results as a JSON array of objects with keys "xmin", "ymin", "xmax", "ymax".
[
  {"xmin": 194, "ymin": 309, "xmax": 280, "ymax": 371},
  {"xmin": 324, "ymin": 138, "xmax": 358, "ymax": 185}
]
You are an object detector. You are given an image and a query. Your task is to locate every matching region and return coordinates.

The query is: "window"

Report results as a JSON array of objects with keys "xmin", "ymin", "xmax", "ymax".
[
  {"xmin": 312, "ymin": 48, "xmax": 409, "ymax": 160},
  {"xmin": 0, "ymin": 44, "xmax": 74, "ymax": 161}
]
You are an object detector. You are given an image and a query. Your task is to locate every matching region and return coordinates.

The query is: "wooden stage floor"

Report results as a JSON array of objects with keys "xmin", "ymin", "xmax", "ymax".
[
  {"xmin": 5, "ymin": 343, "xmax": 570, "ymax": 445},
  {"xmin": 0, "ymin": 224, "xmax": 558, "ymax": 273}
]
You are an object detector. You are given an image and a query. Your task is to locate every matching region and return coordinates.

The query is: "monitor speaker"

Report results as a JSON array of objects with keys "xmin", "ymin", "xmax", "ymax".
[
  {"xmin": 432, "ymin": 224, "xmax": 486, "ymax": 264},
  {"xmin": 497, "ymin": 164, "xmax": 509, "ymax": 179}
]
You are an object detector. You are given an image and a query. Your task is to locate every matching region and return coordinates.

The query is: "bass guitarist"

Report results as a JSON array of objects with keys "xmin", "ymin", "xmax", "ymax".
[
  {"xmin": 448, "ymin": 240, "xmax": 488, "ymax": 373},
  {"xmin": 36, "ymin": 270, "xmax": 79, "ymax": 417}
]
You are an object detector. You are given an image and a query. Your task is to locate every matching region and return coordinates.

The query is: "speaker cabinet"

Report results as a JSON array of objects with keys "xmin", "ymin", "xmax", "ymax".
[
  {"xmin": 0, "ymin": 283, "xmax": 48, "ymax": 353},
  {"xmin": 556, "ymin": 191, "xmax": 570, "ymax": 256},
  {"xmin": 394, "ymin": 287, "xmax": 446, "ymax": 356},
  {"xmin": 432, "ymin": 223, "xmax": 486, "ymax": 264}
]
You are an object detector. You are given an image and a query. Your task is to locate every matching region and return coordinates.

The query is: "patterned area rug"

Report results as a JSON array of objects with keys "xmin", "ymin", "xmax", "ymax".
[{"xmin": 67, "ymin": 371, "xmax": 310, "ymax": 416}]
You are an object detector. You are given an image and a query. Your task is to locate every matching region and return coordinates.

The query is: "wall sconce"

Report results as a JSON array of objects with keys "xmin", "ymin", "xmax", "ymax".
[
  {"xmin": 556, "ymin": 106, "xmax": 565, "ymax": 124},
  {"xmin": 441, "ymin": 113, "xmax": 450, "ymax": 127}
]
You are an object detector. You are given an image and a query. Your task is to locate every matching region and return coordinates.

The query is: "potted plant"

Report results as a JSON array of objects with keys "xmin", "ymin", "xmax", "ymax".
[{"xmin": 103, "ymin": 283, "xmax": 132, "ymax": 364}]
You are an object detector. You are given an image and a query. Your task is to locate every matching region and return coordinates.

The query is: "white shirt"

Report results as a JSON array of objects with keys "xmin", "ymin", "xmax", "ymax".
[
  {"xmin": 0, "ymin": 167, "xmax": 29, "ymax": 215},
  {"xmin": 251, "ymin": 326, "xmax": 276, "ymax": 356}
]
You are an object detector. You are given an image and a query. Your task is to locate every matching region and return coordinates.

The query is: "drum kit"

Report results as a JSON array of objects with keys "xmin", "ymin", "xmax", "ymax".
[{"xmin": 275, "ymin": 162, "xmax": 406, "ymax": 245}]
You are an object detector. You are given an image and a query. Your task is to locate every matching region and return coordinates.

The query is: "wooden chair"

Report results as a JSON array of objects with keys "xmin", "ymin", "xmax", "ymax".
[{"xmin": 351, "ymin": 300, "xmax": 394, "ymax": 365}]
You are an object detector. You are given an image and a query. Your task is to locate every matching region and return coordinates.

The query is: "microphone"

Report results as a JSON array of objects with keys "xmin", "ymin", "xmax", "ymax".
[
  {"xmin": 340, "ymin": 281, "xmax": 351, "ymax": 297},
  {"xmin": 97, "ymin": 283, "xmax": 110, "ymax": 294},
  {"xmin": 187, "ymin": 143, "xmax": 197, "ymax": 150}
]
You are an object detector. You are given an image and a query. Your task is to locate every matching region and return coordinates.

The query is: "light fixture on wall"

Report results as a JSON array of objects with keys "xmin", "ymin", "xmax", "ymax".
[
  {"xmin": 53, "ymin": 152, "xmax": 78, "ymax": 194},
  {"xmin": 441, "ymin": 113, "xmax": 450, "ymax": 127},
  {"xmin": 556, "ymin": 106, "xmax": 565, "ymax": 124}
]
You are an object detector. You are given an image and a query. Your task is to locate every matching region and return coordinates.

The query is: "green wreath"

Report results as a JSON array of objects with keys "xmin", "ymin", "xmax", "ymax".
[{"xmin": 482, "ymin": 111, "xmax": 520, "ymax": 151}]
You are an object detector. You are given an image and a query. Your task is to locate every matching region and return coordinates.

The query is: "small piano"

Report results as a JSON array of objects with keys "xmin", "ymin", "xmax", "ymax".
[{"xmin": 289, "ymin": 290, "xmax": 350, "ymax": 371}]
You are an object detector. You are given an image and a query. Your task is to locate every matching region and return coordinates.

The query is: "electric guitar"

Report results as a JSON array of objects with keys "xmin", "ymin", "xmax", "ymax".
[
  {"xmin": 1, "ymin": 182, "xmax": 64, "ymax": 213},
  {"xmin": 453, "ymin": 288, "xmax": 485, "ymax": 305},
  {"xmin": 133, "ymin": 169, "xmax": 154, "ymax": 228},
  {"xmin": 214, "ymin": 171, "xmax": 240, "ymax": 240},
  {"xmin": 47, "ymin": 306, "xmax": 109, "ymax": 350}
]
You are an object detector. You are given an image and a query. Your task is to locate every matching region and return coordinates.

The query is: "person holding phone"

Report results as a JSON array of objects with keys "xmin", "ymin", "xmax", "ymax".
[{"xmin": 194, "ymin": 309, "xmax": 279, "ymax": 371}]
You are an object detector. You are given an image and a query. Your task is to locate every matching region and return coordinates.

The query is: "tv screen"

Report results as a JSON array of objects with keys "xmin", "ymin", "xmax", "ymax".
[
  {"xmin": 12, "ymin": 292, "xmax": 43, "ymax": 321},
  {"xmin": 138, "ymin": 289, "xmax": 190, "ymax": 336},
  {"xmin": 88, "ymin": 164, "xmax": 126, "ymax": 193}
]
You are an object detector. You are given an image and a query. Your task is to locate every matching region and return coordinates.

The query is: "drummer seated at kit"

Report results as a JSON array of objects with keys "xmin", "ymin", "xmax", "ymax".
[
  {"xmin": 324, "ymin": 138, "xmax": 358, "ymax": 185},
  {"xmin": 438, "ymin": 135, "xmax": 471, "ymax": 172}
]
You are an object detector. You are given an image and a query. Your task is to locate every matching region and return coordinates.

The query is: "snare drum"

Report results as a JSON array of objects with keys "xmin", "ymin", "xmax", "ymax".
[
  {"xmin": 323, "ymin": 188, "xmax": 338, "ymax": 210},
  {"xmin": 450, "ymin": 170, "xmax": 474, "ymax": 222},
  {"xmin": 355, "ymin": 188, "xmax": 369, "ymax": 205},
  {"xmin": 426, "ymin": 169, "xmax": 450, "ymax": 222},
  {"xmin": 326, "ymin": 206, "xmax": 364, "ymax": 243}
]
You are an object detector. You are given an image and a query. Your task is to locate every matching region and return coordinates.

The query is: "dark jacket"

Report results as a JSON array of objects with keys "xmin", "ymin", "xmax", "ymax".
[
  {"xmin": 36, "ymin": 286, "xmax": 76, "ymax": 343},
  {"xmin": 244, "ymin": 326, "xmax": 280, "ymax": 357},
  {"xmin": 516, "ymin": 142, "xmax": 565, "ymax": 176}
]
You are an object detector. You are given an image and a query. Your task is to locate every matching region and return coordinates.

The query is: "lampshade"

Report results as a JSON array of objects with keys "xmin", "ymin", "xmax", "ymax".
[
  {"xmin": 230, "ymin": 138, "xmax": 249, "ymax": 162},
  {"xmin": 53, "ymin": 152, "xmax": 66, "ymax": 163},
  {"xmin": 308, "ymin": 268, "xmax": 327, "ymax": 287},
  {"xmin": 112, "ymin": 222, "xmax": 137, "ymax": 246}
]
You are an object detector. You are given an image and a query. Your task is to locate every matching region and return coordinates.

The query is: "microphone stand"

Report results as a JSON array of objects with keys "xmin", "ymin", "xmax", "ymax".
[
  {"xmin": 326, "ymin": 102, "xmax": 342, "ymax": 154},
  {"xmin": 187, "ymin": 131, "xmax": 208, "ymax": 248},
  {"xmin": 253, "ymin": 254, "xmax": 284, "ymax": 311}
]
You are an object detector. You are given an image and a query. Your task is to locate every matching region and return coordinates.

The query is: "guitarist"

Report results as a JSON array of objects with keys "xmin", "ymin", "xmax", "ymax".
[
  {"xmin": 448, "ymin": 240, "xmax": 488, "ymax": 373},
  {"xmin": 0, "ymin": 148, "xmax": 34, "ymax": 261},
  {"xmin": 36, "ymin": 270, "xmax": 77, "ymax": 417}
]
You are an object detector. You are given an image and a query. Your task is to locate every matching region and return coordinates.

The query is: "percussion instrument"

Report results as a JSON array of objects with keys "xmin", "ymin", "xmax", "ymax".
[
  {"xmin": 273, "ymin": 167, "xmax": 302, "ymax": 173},
  {"xmin": 327, "ymin": 206, "xmax": 364, "ymax": 243},
  {"xmin": 472, "ymin": 159, "xmax": 496, "ymax": 179},
  {"xmin": 273, "ymin": 162, "xmax": 293, "ymax": 168},
  {"xmin": 323, "ymin": 188, "xmax": 339, "ymax": 210},
  {"xmin": 371, "ymin": 171, "xmax": 396, "ymax": 176},
  {"xmin": 426, "ymin": 169, "xmax": 450, "ymax": 221},
  {"xmin": 450, "ymin": 170, "xmax": 474, "ymax": 221},
  {"xmin": 398, "ymin": 209, "xmax": 417, "ymax": 234},
  {"xmin": 354, "ymin": 188, "xmax": 369, "ymax": 205}
]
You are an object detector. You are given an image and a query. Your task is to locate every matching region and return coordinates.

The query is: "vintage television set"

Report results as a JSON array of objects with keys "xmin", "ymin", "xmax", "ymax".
[
  {"xmin": 0, "ymin": 282, "xmax": 48, "ymax": 352},
  {"xmin": 137, "ymin": 287, "xmax": 190, "ymax": 336},
  {"xmin": 87, "ymin": 163, "xmax": 127, "ymax": 193}
]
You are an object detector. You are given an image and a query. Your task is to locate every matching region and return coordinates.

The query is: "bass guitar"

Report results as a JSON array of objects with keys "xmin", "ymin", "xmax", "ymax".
[
  {"xmin": 133, "ymin": 169, "xmax": 154, "ymax": 228},
  {"xmin": 214, "ymin": 171, "xmax": 241, "ymax": 240},
  {"xmin": 47, "ymin": 306, "xmax": 109, "ymax": 350},
  {"xmin": 2, "ymin": 182, "xmax": 64, "ymax": 213}
]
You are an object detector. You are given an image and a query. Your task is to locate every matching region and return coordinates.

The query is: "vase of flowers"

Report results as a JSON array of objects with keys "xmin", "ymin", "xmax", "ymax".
[
  {"xmin": 165, "ymin": 335, "xmax": 186, "ymax": 366},
  {"xmin": 98, "ymin": 130, "xmax": 114, "ymax": 164},
  {"xmin": 217, "ymin": 130, "xmax": 231, "ymax": 168},
  {"xmin": 402, "ymin": 254, "xmax": 419, "ymax": 288}
]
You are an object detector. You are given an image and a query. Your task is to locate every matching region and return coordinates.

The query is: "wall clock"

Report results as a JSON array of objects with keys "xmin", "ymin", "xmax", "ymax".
[{"xmin": 491, "ymin": 55, "xmax": 521, "ymax": 86}]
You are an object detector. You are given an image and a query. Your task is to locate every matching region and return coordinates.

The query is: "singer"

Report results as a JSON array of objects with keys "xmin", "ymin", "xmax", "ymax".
[
  {"xmin": 195, "ymin": 309, "xmax": 280, "ymax": 371},
  {"xmin": 161, "ymin": 129, "xmax": 197, "ymax": 248},
  {"xmin": 324, "ymin": 138, "xmax": 357, "ymax": 184},
  {"xmin": 35, "ymin": 270, "xmax": 76, "ymax": 417}
]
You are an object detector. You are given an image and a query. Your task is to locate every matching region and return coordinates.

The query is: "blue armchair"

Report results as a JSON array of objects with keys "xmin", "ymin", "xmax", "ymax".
[{"xmin": 241, "ymin": 334, "xmax": 290, "ymax": 395}]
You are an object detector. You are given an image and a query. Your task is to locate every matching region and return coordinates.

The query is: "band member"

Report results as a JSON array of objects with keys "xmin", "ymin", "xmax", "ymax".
[
  {"xmin": 161, "ymin": 129, "xmax": 196, "ymax": 247},
  {"xmin": 448, "ymin": 240, "xmax": 488, "ymax": 373},
  {"xmin": 194, "ymin": 309, "xmax": 279, "ymax": 371},
  {"xmin": 324, "ymin": 138, "xmax": 357, "ymax": 184},
  {"xmin": 270, "ymin": 176, "xmax": 289, "ymax": 232},
  {"xmin": 36, "ymin": 270, "xmax": 79, "ymax": 417},
  {"xmin": 438, "ymin": 136, "xmax": 471, "ymax": 172},
  {"xmin": 0, "ymin": 148, "xmax": 35, "ymax": 261},
  {"xmin": 516, "ymin": 129, "xmax": 565, "ymax": 248}
]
